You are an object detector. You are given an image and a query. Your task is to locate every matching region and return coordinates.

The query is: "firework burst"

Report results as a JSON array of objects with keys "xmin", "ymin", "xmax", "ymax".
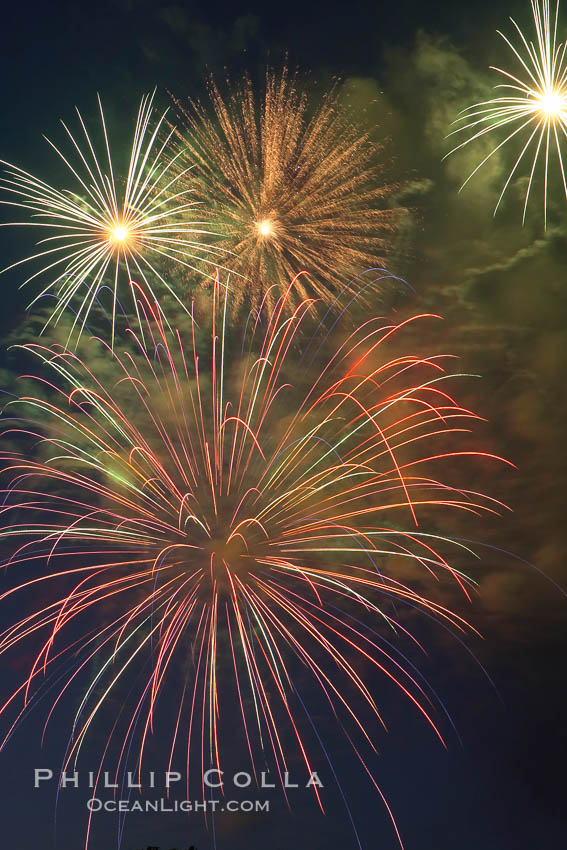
[
  {"xmin": 446, "ymin": 0, "xmax": 567, "ymax": 224},
  {"xmin": 0, "ymin": 279, "xmax": 509, "ymax": 846},
  {"xmin": 0, "ymin": 92, "xmax": 220, "ymax": 343},
  {"xmin": 171, "ymin": 69, "xmax": 400, "ymax": 311}
]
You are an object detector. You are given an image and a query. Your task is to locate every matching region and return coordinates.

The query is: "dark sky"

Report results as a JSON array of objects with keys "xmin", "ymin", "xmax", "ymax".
[{"xmin": 1, "ymin": 1, "xmax": 567, "ymax": 849}]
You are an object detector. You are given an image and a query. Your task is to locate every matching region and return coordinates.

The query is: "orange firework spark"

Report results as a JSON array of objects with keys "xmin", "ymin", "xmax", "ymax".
[{"xmin": 171, "ymin": 69, "xmax": 400, "ymax": 311}]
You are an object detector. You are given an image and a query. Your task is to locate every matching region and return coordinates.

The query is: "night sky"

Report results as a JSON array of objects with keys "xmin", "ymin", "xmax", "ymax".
[{"xmin": 1, "ymin": 1, "xmax": 567, "ymax": 849}]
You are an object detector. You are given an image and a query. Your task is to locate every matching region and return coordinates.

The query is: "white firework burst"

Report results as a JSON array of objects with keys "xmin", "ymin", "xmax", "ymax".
[
  {"xmin": 0, "ymin": 92, "xmax": 221, "ymax": 342},
  {"xmin": 446, "ymin": 0, "xmax": 567, "ymax": 225}
]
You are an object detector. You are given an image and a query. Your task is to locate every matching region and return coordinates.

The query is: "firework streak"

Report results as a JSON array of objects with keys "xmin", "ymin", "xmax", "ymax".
[{"xmin": 0, "ymin": 278, "xmax": 510, "ymax": 846}]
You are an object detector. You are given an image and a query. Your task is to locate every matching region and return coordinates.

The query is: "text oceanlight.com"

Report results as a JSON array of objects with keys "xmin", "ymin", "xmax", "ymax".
[{"xmin": 86, "ymin": 798, "xmax": 271, "ymax": 813}]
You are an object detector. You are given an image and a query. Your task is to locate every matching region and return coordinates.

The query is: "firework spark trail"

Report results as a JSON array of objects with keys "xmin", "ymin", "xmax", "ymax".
[
  {"xmin": 0, "ymin": 278, "xmax": 511, "ymax": 847},
  {"xmin": 171, "ymin": 69, "xmax": 400, "ymax": 311},
  {"xmin": 0, "ymin": 92, "xmax": 223, "ymax": 343},
  {"xmin": 446, "ymin": 0, "xmax": 567, "ymax": 224}
]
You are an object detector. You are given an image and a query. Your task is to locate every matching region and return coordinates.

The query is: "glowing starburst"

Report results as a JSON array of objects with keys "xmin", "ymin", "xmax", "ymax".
[
  {"xmin": 0, "ymin": 278, "xmax": 509, "ymax": 847},
  {"xmin": 257, "ymin": 218, "xmax": 274, "ymax": 237},
  {"xmin": 110, "ymin": 223, "xmax": 130, "ymax": 243},
  {"xmin": 172, "ymin": 69, "xmax": 400, "ymax": 311},
  {"xmin": 446, "ymin": 0, "xmax": 567, "ymax": 224},
  {"xmin": 0, "ymin": 92, "xmax": 219, "ymax": 342}
]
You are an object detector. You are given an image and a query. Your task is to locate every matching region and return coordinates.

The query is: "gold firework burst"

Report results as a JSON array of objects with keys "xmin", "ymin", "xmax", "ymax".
[{"xmin": 171, "ymin": 69, "xmax": 400, "ymax": 310}]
